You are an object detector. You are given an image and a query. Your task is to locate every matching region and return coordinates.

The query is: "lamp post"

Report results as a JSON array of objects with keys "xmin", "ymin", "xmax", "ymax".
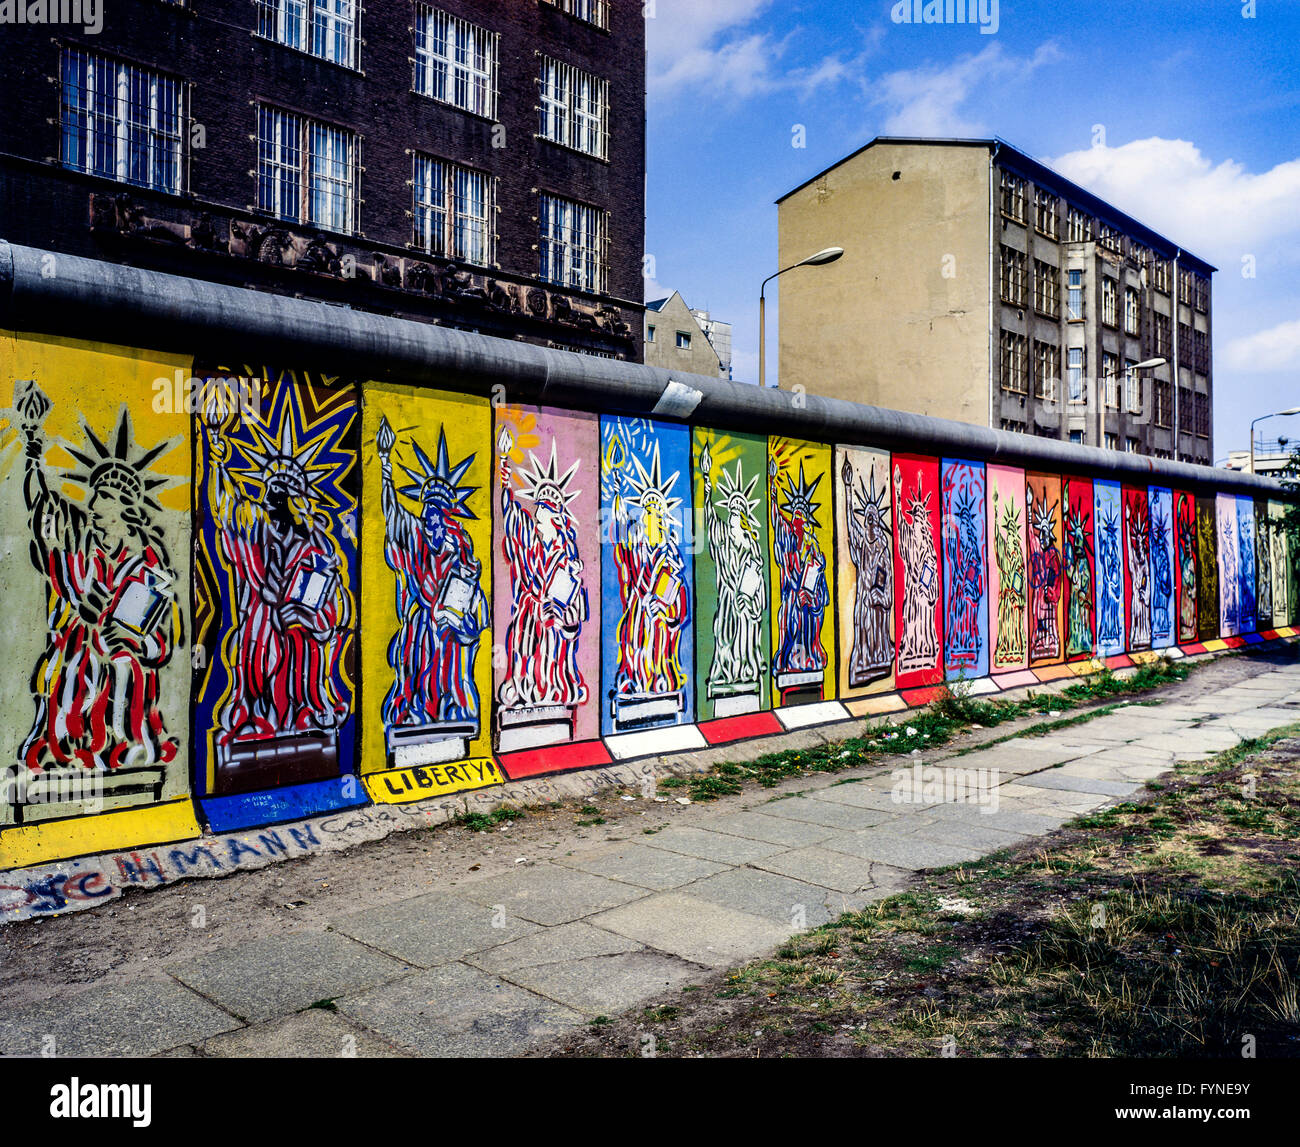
[
  {"xmin": 759, "ymin": 246, "xmax": 843, "ymax": 389},
  {"xmin": 1250, "ymin": 405, "xmax": 1300, "ymax": 474},
  {"xmin": 1099, "ymin": 356, "xmax": 1166, "ymax": 448}
]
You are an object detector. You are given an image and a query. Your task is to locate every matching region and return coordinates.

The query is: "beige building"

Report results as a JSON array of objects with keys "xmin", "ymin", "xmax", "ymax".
[
  {"xmin": 777, "ymin": 137, "xmax": 1214, "ymax": 463},
  {"xmin": 644, "ymin": 291, "xmax": 731, "ymax": 379}
]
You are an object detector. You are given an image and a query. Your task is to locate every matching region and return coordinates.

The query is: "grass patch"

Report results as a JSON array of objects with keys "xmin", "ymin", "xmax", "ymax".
[{"xmin": 457, "ymin": 806, "xmax": 526, "ymax": 833}]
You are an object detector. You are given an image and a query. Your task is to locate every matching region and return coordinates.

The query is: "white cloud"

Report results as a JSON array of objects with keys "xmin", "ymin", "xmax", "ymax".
[
  {"xmin": 874, "ymin": 42, "xmax": 1060, "ymax": 137},
  {"xmin": 1222, "ymin": 318, "xmax": 1300, "ymax": 373},
  {"xmin": 1050, "ymin": 138, "xmax": 1300, "ymax": 264}
]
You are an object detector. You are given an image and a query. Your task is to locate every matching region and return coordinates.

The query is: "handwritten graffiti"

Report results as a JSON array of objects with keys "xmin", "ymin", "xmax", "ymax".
[
  {"xmin": 896, "ymin": 464, "xmax": 940, "ymax": 674},
  {"xmin": 7, "ymin": 381, "xmax": 182, "ymax": 825},
  {"xmin": 376, "ymin": 418, "xmax": 489, "ymax": 765},
  {"xmin": 1063, "ymin": 483, "xmax": 1094, "ymax": 658},
  {"xmin": 843, "ymin": 456, "xmax": 893, "ymax": 687},
  {"xmin": 1125, "ymin": 492, "xmax": 1152, "ymax": 651},
  {"xmin": 942, "ymin": 461, "xmax": 986, "ymax": 675},
  {"xmin": 1027, "ymin": 484, "xmax": 1062, "ymax": 661},
  {"xmin": 700, "ymin": 443, "xmax": 766, "ymax": 706},
  {"xmin": 1176, "ymin": 492, "xmax": 1198, "ymax": 644},
  {"xmin": 992, "ymin": 487, "xmax": 1026, "ymax": 667}
]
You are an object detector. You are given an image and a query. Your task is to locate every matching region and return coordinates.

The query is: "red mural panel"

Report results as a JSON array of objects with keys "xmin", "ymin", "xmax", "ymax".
[
  {"xmin": 1062, "ymin": 475, "xmax": 1095, "ymax": 662},
  {"xmin": 1026, "ymin": 473, "xmax": 1064, "ymax": 668},
  {"xmin": 892, "ymin": 453, "xmax": 943, "ymax": 690},
  {"xmin": 1123, "ymin": 485, "xmax": 1152, "ymax": 652},
  {"xmin": 1173, "ymin": 489, "xmax": 1198, "ymax": 645}
]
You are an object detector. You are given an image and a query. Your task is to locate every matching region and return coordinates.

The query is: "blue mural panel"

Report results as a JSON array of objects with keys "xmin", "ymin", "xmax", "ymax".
[
  {"xmin": 941, "ymin": 459, "xmax": 988, "ymax": 681},
  {"xmin": 1094, "ymin": 480, "xmax": 1124, "ymax": 658},
  {"xmin": 1237, "ymin": 496, "xmax": 1257, "ymax": 635},
  {"xmin": 1149, "ymin": 487, "xmax": 1175, "ymax": 650},
  {"xmin": 599, "ymin": 416, "xmax": 694, "ymax": 735}
]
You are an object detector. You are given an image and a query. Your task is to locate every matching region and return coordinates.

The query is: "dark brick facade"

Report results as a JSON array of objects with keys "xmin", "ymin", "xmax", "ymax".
[{"xmin": 0, "ymin": 0, "xmax": 645, "ymax": 359}]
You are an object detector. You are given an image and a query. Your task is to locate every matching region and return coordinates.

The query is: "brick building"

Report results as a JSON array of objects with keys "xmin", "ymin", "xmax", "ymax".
[{"xmin": 0, "ymin": 0, "xmax": 644, "ymax": 359}]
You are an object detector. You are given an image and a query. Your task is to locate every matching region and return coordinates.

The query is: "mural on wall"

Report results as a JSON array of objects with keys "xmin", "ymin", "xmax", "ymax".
[
  {"xmin": 941, "ymin": 460, "xmax": 987, "ymax": 681},
  {"xmin": 360, "ymin": 385, "xmax": 498, "ymax": 802},
  {"xmin": 1237, "ymin": 496, "xmax": 1257, "ymax": 635},
  {"xmin": 194, "ymin": 368, "xmax": 358, "ymax": 823},
  {"xmin": 1269, "ymin": 500, "xmax": 1290, "ymax": 627},
  {"xmin": 835, "ymin": 446, "xmax": 894, "ymax": 697},
  {"xmin": 1063, "ymin": 475, "xmax": 1095, "ymax": 660},
  {"xmin": 693, "ymin": 428, "xmax": 770, "ymax": 720},
  {"xmin": 1094, "ymin": 481, "xmax": 1125, "ymax": 659},
  {"xmin": 892, "ymin": 454, "xmax": 942, "ymax": 689},
  {"xmin": 1149, "ymin": 487, "xmax": 1175, "ymax": 650},
  {"xmin": 1197, "ymin": 495, "xmax": 1220, "ymax": 641},
  {"xmin": 988, "ymin": 465, "xmax": 1027, "ymax": 673},
  {"xmin": 493, "ymin": 405, "xmax": 600, "ymax": 753},
  {"xmin": 1174, "ymin": 491, "xmax": 1198, "ymax": 645},
  {"xmin": 0, "ymin": 336, "xmax": 195, "ymax": 854},
  {"xmin": 1254, "ymin": 502, "xmax": 1272, "ymax": 630},
  {"xmin": 600, "ymin": 416, "xmax": 693, "ymax": 734},
  {"xmin": 1026, "ymin": 473, "xmax": 1064, "ymax": 666},
  {"xmin": 1123, "ymin": 486, "xmax": 1152, "ymax": 652},
  {"xmin": 1217, "ymin": 492, "xmax": 1241, "ymax": 637}
]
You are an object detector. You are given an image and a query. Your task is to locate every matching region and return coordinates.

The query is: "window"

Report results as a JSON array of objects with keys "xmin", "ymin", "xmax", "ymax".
[
  {"xmin": 1195, "ymin": 391, "xmax": 1210, "ymax": 438},
  {"xmin": 60, "ymin": 48, "xmax": 186, "ymax": 194},
  {"xmin": 415, "ymin": 7, "xmax": 498, "ymax": 118},
  {"xmin": 1124, "ymin": 287, "xmax": 1140, "ymax": 336},
  {"xmin": 1193, "ymin": 327, "xmax": 1210, "ymax": 374},
  {"xmin": 1153, "ymin": 379, "xmax": 1173, "ymax": 428},
  {"xmin": 539, "ymin": 194, "xmax": 606, "ymax": 293},
  {"xmin": 412, "ymin": 155, "xmax": 494, "ymax": 264},
  {"xmin": 675, "ymin": 331, "xmax": 692, "ymax": 350},
  {"xmin": 1192, "ymin": 273, "xmax": 1209, "ymax": 313},
  {"xmin": 1000, "ymin": 331, "xmax": 1028, "ymax": 394},
  {"xmin": 1033, "ymin": 261, "xmax": 1060, "ymax": 317},
  {"xmin": 257, "ymin": 0, "xmax": 357, "ymax": 68},
  {"xmin": 1101, "ymin": 277, "xmax": 1117, "ymax": 327},
  {"xmin": 1034, "ymin": 188, "xmax": 1059, "ymax": 238},
  {"xmin": 1152, "ymin": 257, "xmax": 1170, "ymax": 293},
  {"xmin": 1098, "ymin": 223, "xmax": 1123, "ymax": 254},
  {"xmin": 1069, "ymin": 430, "xmax": 1084, "ymax": 445},
  {"xmin": 1105, "ymin": 432, "xmax": 1119, "ymax": 451},
  {"xmin": 1066, "ymin": 269, "xmax": 1084, "ymax": 321},
  {"xmin": 539, "ymin": 57, "xmax": 609, "ymax": 159},
  {"xmin": 541, "ymin": 0, "xmax": 609, "ymax": 27},
  {"xmin": 646, "ymin": 325, "xmax": 655, "ymax": 342},
  {"xmin": 1000, "ymin": 418, "xmax": 1028, "ymax": 434},
  {"xmin": 1178, "ymin": 269, "xmax": 1194, "ymax": 306},
  {"xmin": 257, "ymin": 107, "xmax": 358, "ymax": 234},
  {"xmin": 1034, "ymin": 341, "xmax": 1060, "ymax": 402},
  {"xmin": 999, "ymin": 170, "xmax": 1027, "ymax": 222},
  {"xmin": 1067, "ymin": 208, "xmax": 1092, "ymax": 243},
  {"xmin": 1153, "ymin": 311, "xmax": 1171, "ymax": 358},
  {"xmin": 1066, "ymin": 347, "xmax": 1085, "ymax": 403},
  {"xmin": 1124, "ymin": 360, "xmax": 1142, "ymax": 413},
  {"xmin": 1126, "ymin": 437, "xmax": 1140, "ymax": 454},
  {"xmin": 1000, "ymin": 246, "xmax": 1027, "ymax": 306},
  {"xmin": 1102, "ymin": 352, "xmax": 1119, "ymax": 407}
]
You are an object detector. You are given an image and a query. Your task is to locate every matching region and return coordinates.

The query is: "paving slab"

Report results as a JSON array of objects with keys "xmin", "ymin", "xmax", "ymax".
[
  {"xmin": 638, "ymin": 824, "xmax": 790, "ymax": 865},
  {"xmin": 706, "ymin": 809, "xmax": 839, "ymax": 847},
  {"xmin": 467, "ymin": 922, "xmax": 643, "ymax": 975},
  {"xmin": 750, "ymin": 846, "xmax": 894, "ymax": 893},
  {"xmin": 758, "ymin": 795, "xmax": 896, "ymax": 830},
  {"xmin": 0, "ymin": 977, "xmax": 240, "ymax": 1057},
  {"xmin": 926, "ymin": 803, "xmax": 1072, "ymax": 834},
  {"xmin": 336, "ymin": 961, "xmax": 583, "ymax": 1057},
  {"xmin": 819, "ymin": 830, "xmax": 983, "ymax": 870},
  {"xmin": 557, "ymin": 842, "xmax": 729, "ymax": 890},
  {"xmin": 332, "ymin": 890, "xmax": 541, "ymax": 967},
  {"xmin": 588, "ymin": 891, "xmax": 795, "ymax": 968},
  {"xmin": 684, "ymin": 865, "xmax": 862, "ymax": 928},
  {"xmin": 200, "ymin": 1006, "xmax": 405, "ymax": 1058},
  {"xmin": 456, "ymin": 865, "xmax": 649, "ymax": 925},
  {"xmin": 906, "ymin": 819, "xmax": 1033, "ymax": 852},
  {"xmin": 167, "ymin": 930, "xmax": 412, "ymax": 1023},
  {"xmin": 1016, "ymin": 772, "xmax": 1139, "ymax": 796},
  {"xmin": 806, "ymin": 782, "xmax": 907, "ymax": 814},
  {"xmin": 503, "ymin": 949, "xmax": 706, "ymax": 1016}
]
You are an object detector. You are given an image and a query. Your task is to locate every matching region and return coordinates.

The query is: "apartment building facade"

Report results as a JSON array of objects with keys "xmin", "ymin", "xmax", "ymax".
[
  {"xmin": 777, "ymin": 138, "xmax": 1214, "ymax": 463},
  {"xmin": 0, "ymin": 0, "xmax": 644, "ymax": 359},
  {"xmin": 644, "ymin": 291, "xmax": 732, "ymax": 378}
]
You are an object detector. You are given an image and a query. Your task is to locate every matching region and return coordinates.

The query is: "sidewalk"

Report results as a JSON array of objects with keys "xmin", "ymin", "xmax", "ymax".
[{"xmin": 2, "ymin": 651, "xmax": 1298, "ymax": 1058}]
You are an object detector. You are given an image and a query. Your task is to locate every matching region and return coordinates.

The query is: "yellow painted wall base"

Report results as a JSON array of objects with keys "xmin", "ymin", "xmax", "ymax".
[
  {"xmin": 364, "ymin": 759, "xmax": 503, "ymax": 805},
  {"xmin": 0, "ymin": 799, "xmax": 202, "ymax": 870},
  {"xmin": 1070, "ymin": 658, "xmax": 1106, "ymax": 677},
  {"xmin": 1128, "ymin": 651, "xmax": 1162, "ymax": 666},
  {"xmin": 1203, "ymin": 639, "xmax": 1229, "ymax": 652}
]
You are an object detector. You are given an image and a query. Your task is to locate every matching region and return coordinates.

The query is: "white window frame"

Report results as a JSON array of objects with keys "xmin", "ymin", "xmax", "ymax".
[
  {"xmin": 257, "ymin": 106, "xmax": 359, "ymax": 235},
  {"xmin": 1067, "ymin": 347, "xmax": 1085, "ymax": 404},
  {"xmin": 412, "ymin": 154, "xmax": 495, "ymax": 266},
  {"xmin": 539, "ymin": 193, "xmax": 607, "ymax": 294},
  {"xmin": 414, "ymin": 6, "xmax": 498, "ymax": 119},
  {"xmin": 1066, "ymin": 268, "xmax": 1084, "ymax": 321},
  {"xmin": 1101, "ymin": 277, "xmax": 1117, "ymax": 326},
  {"xmin": 60, "ymin": 48, "xmax": 186, "ymax": 194},
  {"xmin": 1124, "ymin": 359, "xmax": 1141, "ymax": 414},
  {"xmin": 256, "ymin": 0, "xmax": 358, "ymax": 70},
  {"xmin": 539, "ymin": 56, "xmax": 609, "ymax": 159}
]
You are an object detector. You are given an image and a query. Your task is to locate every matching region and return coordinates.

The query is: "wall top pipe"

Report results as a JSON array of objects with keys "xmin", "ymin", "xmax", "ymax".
[{"xmin": 0, "ymin": 240, "xmax": 1289, "ymax": 499}]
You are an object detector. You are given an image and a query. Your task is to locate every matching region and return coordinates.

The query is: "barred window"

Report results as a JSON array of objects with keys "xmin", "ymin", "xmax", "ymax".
[
  {"xmin": 539, "ymin": 57, "xmax": 609, "ymax": 159},
  {"xmin": 1192, "ymin": 273, "xmax": 1209, "ymax": 313},
  {"xmin": 1178, "ymin": 268, "xmax": 1194, "ymax": 305},
  {"xmin": 1000, "ymin": 246, "xmax": 1027, "ymax": 307},
  {"xmin": 999, "ymin": 170, "xmax": 1027, "ymax": 223},
  {"xmin": 1101, "ymin": 277, "xmax": 1117, "ymax": 327},
  {"xmin": 539, "ymin": 193, "xmax": 606, "ymax": 293},
  {"xmin": 256, "ymin": 0, "xmax": 357, "ymax": 69},
  {"xmin": 412, "ymin": 155, "xmax": 494, "ymax": 264},
  {"xmin": 257, "ymin": 106, "xmax": 359, "ymax": 234},
  {"xmin": 1033, "ymin": 261, "xmax": 1060, "ymax": 318},
  {"xmin": 541, "ymin": 0, "xmax": 609, "ymax": 28},
  {"xmin": 1195, "ymin": 391, "xmax": 1210, "ymax": 437},
  {"xmin": 60, "ymin": 48, "xmax": 185, "ymax": 194},
  {"xmin": 1067, "ymin": 208, "xmax": 1092, "ymax": 243},
  {"xmin": 1153, "ymin": 379, "xmax": 1173, "ymax": 428},
  {"xmin": 415, "ymin": 7, "xmax": 498, "ymax": 119},
  {"xmin": 1153, "ymin": 311, "xmax": 1171, "ymax": 358},
  {"xmin": 1124, "ymin": 287, "xmax": 1141, "ymax": 336},
  {"xmin": 1152, "ymin": 257, "xmax": 1170, "ymax": 293},
  {"xmin": 1034, "ymin": 189, "xmax": 1058, "ymax": 239},
  {"xmin": 1000, "ymin": 418, "xmax": 1028, "ymax": 434},
  {"xmin": 1098, "ymin": 223, "xmax": 1123, "ymax": 254},
  {"xmin": 1000, "ymin": 331, "xmax": 1028, "ymax": 394},
  {"xmin": 1194, "ymin": 327, "xmax": 1210, "ymax": 374},
  {"xmin": 1038, "ymin": 342, "xmax": 1062, "ymax": 402},
  {"xmin": 1179, "ymin": 386, "xmax": 1195, "ymax": 434}
]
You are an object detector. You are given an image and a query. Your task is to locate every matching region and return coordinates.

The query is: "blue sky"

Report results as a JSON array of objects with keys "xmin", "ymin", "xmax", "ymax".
[{"xmin": 643, "ymin": 0, "xmax": 1300, "ymax": 459}]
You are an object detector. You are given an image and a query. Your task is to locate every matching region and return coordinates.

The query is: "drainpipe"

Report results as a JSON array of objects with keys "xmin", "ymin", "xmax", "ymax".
[
  {"xmin": 988, "ymin": 142, "xmax": 1001, "ymax": 432},
  {"xmin": 1172, "ymin": 248, "xmax": 1181, "ymax": 460}
]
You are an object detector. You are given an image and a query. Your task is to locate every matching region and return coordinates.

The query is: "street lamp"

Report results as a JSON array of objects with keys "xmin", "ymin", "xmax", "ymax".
[
  {"xmin": 1250, "ymin": 405, "xmax": 1300, "ymax": 474},
  {"xmin": 1098, "ymin": 357, "xmax": 1166, "ymax": 447},
  {"xmin": 759, "ymin": 246, "xmax": 844, "ymax": 388}
]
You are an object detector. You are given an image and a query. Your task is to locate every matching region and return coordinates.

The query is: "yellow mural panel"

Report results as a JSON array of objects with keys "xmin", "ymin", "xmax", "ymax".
[
  {"xmin": 359, "ymin": 383, "xmax": 495, "ymax": 781},
  {"xmin": 0, "ymin": 799, "xmax": 201, "ymax": 870}
]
